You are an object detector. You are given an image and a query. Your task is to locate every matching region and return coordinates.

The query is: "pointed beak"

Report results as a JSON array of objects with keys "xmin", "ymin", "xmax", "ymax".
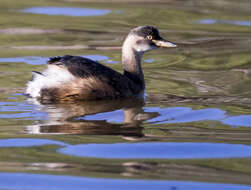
[{"xmin": 152, "ymin": 39, "xmax": 177, "ymax": 48}]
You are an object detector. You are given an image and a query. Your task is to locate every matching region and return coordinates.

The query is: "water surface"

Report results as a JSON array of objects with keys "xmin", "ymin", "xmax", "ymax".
[
  {"xmin": 0, "ymin": 172, "xmax": 250, "ymax": 190},
  {"xmin": 58, "ymin": 142, "xmax": 251, "ymax": 159},
  {"xmin": 78, "ymin": 106, "xmax": 251, "ymax": 127},
  {"xmin": 1, "ymin": 0, "xmax": 251, "ymax": 189},
  {"xmin": 20, "ymin": 7, "xmax": 111, "ymax": 17},
  {"xmin": 198, "ymin": 19, "xmax": 251, "ymax": 26},
  {"xmin": 0, "ymin": 138, "xmax": 67, "ymax": 147},
  {"xmin": 0, "ymin": 55, "xmax": 112, "ymax": 65}
]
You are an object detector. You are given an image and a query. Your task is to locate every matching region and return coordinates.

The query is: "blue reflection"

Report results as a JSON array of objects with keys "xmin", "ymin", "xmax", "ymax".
[
  {"xmin": 222, "ymin": 115, "xmax": 251, "ymax": 127},
  {"xmin": 75, "ymin": 106, "xmax": 251, "ymax": 127},
  {"xmin": 147, "ymin": 107, "xmax": 226, "ymax": 123},
  {"xmin": 58, "ymin": 142, "xmax": 251, "ymax": 159},
  {"xmin": 0, "ymin": 102, "xmax": 37, "ymax": 112},
  {"xmin": 84, "ymin": 55, "xmax": 108, "ymax": 62},
  {"xmin": 1, "ymin": 100, "xmax": 251, "ymax": 127},
  {"xmin": 0, "ymin": 102, "xmax": 17, "ymax": 106},
  {"xmin": 20, "ymin": 7, "xmax": 111, "ymax": 17},
  {"xmin": 0, "ymin": 112, "xmax": 47, "ymax": 120},
  {"xmin": 0, "ymin": 138, "xmax": 68, "ymax": 147},
  {"xmin": 144, "ymin": 59, "xmax": 155, "ymax": 63},
  {"xmin": 0, "ymin": 101, "xmax": 47, "ymax": 120},
  {"xmin": 0, "ymin": 172, "xmax": 250, "ymax": 190},
  {"xmin": 0, "ymin": 55, "xmax": 109, "ymax": 65},
  {"xmin": 0, "ymin": 56, "xmax": 48, "ymax": 65},
  {"xmin": 80, "ymin": 110, "xmax": 124, "ymax": 123},
  {"xmin": 232, "ymin": 21, "xmax": 251, "ymax": 26},
  {"xmin": 163, "ymin": 108, "xmax": 226, "ymax": 123},
  {"xmin": 198, "ymin": 19, "xmax": 217, "ymax": 24},
  {"xmin": 104, "ymin": 59, "xmax": 119, "ymax": 64},
  {"xmin": 198, "ymin": 19, "xmax": 251, "ymax": 26}
]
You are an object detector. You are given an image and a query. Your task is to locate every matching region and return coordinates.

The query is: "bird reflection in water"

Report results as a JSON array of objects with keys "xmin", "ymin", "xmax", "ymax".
[{"xmin": 26, "ymin": 98, "xmax": 159, "ymax": 137}]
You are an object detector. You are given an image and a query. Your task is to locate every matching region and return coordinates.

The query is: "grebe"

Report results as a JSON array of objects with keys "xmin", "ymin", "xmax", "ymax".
[{"xmin": 26, "ymin": 26, "xmax": 177, "ymax": 102}]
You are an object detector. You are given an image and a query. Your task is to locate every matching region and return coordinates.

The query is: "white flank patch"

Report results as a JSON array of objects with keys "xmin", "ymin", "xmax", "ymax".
[{"xmin": 26, "ymin": 65, "xmax": 75, "ymax": 98}]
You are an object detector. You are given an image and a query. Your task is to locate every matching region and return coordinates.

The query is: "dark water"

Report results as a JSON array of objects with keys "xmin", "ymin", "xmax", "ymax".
[{"xmin": 1, "ymin": 0, "xmax": 251, "ymax": 189}]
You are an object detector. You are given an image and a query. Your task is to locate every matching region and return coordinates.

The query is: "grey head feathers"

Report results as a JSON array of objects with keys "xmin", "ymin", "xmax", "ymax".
[{"xmin": 131, "ymin": 26, "xmax": 162, "ymax": 40}]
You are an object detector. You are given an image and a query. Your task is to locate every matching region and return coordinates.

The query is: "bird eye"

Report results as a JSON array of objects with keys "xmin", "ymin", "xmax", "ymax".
[{"xmin": 147, "ymin": 35, "xmax": 153, "ymax": 40}]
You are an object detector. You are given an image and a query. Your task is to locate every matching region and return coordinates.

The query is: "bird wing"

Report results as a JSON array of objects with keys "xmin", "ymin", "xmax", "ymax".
[
  {"xmin": 47, "ymin": 55, "xmax": 120, "ymax": 78},
  {"xmin": 47, "ymin": 55, "xmax": 137, "ymax": 96}
]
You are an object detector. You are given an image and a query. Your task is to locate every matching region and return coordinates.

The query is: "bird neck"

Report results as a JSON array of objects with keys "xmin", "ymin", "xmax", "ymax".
[{"xmin": 122, "ymin": 36, "xmax": 145, "ymax": 90}]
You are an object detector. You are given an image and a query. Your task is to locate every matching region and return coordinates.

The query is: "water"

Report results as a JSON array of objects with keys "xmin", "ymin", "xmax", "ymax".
[
  {"xmin": 78, "ymin": 106, "xmax": 251, "ymax": 127},
  {"xmin": 1, "ymin": 0, "xmax": 251, "ymax": 189},
  {"xmin": 0, "ymin": 55, "xmax": 150, "ymax": 65},
  {"xmin": 198, "ymin": 19, "xmax": 251, "ymax": 26},
  {"xmin": 20, "ymin": 7, "xmax": 111, "ymax": 17},
  {"xmin": 0, "ymin": 55, "xmax": 114, "ymax": 65},
  {"xmin": 223, "ymin": 115, "xmax": 251, "ymax": 127},
  {"xmin": 58, "ymin": 142, "xmax": 251, "ymax": 159},
  {"xmin": 0, "ymin": 138, "xmax": 68, "ymax": 147},
  {"xmin": 144, "ymin": 59, "xmax": 155, "ymax": 63},
  {"xmin": 0, "ymin": 173, "xmax": 250, "ymax": 190}
]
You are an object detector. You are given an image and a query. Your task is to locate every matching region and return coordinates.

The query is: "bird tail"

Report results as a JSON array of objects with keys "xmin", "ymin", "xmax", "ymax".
[{"xmin": 31, "ymin": 71, "xmax": 44, "ymax": 81}]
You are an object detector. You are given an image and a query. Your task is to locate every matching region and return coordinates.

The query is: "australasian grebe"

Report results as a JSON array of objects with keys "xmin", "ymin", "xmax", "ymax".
[{"xmin": 25, "ymin": 26, "xmax": 177, "ymax": 102}]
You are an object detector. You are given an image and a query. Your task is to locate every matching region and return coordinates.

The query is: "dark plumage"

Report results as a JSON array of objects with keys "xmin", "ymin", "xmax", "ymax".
[
  {"xmin": 134, "ymin": 25, "xmax": 162, "ymax": 40},
  {"xmin": 25, "ymin": 26, "xmax": 177, "ymax": 102},
  {"xmin": 48, "ymin": 55, "xmax": 124, "ymax": 79},
  {"xmin": 42, "ymin": 55, "xmax": 138, "ymax": 101}
]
